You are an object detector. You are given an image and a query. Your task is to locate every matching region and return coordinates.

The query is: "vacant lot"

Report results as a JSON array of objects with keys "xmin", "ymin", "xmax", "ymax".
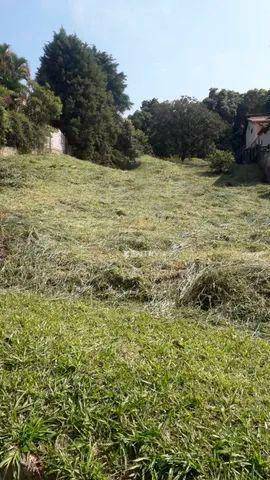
[{"xmin": 1, "ymin": 154, "xmax": 270, "ymax": 478}]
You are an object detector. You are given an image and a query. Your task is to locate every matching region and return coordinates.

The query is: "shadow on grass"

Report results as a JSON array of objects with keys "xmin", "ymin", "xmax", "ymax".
[
  {"xmin": 198, "ymin": 171, "xmax": 218, "ymax": 178},
  {"xmin": 258, "ymin": 190, "xmax": 270, "ymax": 200},
  {"xmin": 214, "ymin": 163, "xmax": 265, "ymax": 187}
]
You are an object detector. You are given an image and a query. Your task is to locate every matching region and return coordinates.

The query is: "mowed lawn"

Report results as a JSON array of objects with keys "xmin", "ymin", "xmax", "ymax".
[{"xmin": 1, "ymin": 154, "xmax": 270, "ymax": 478}]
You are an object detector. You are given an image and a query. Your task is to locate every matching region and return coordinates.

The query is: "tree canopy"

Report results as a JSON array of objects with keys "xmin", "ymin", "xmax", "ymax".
[
  {"xmin": 0, "ymin": 43, "xmax": 30, "ymax": 93},
  {"xmin": 203, "ymin": 88, "xmax": 270, "ymax": 153},
  {"xmin": 0, "ymin": 43, "xmax": 62, "ymax": 154},
  {"xmin": 130, "ymin": 97, "xmax": 226, "ymax": 160},
  {"xmin": 203, "ymin": 88, "xmax": 242, "ymax": 126},
  {"xmin": 92, "ymin": 47, "xmax": 132, "ymax": 113},
  {"xmin": 36, "ymin": 28, "xmax": 133, "ymax": 164}
]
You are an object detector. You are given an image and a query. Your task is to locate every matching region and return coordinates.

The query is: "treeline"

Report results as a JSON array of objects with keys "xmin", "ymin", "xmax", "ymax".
[
  {"xmin": 130, "ymin": 88, "xmax": 270, "ymax": 160},
  {"xmin": 0, "ymin": 29, "xmax": 145, "ymax": 168},
  {"xmin": 1, "ymin": 29, "xmax": 269, "ymax": 166}
]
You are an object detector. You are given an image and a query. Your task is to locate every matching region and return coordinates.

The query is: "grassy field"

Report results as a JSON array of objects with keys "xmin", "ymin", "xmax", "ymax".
[{"xmin": 1, "ymin": 153, "xmax": 270, "ymax": 478}]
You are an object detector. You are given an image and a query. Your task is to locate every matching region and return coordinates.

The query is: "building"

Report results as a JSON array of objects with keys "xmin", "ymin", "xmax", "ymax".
[
  {"xmin": 244, "ymin": 114, "xmax": 270, "ymax": 182},
  {"xmin": 246, "ymin": 115, "xmax": 270, "ymax": 149}
]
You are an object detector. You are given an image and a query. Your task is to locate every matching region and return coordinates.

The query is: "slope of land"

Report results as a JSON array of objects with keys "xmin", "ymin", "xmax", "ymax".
[{"xmin": 1, "ymin": 154, "xmax": 270, "ymax": 479}]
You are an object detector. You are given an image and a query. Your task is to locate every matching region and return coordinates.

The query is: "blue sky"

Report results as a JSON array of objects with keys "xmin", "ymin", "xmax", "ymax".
[{"xmin": 1, "ymin": 0, "xmax": 270, "ymax": 112}]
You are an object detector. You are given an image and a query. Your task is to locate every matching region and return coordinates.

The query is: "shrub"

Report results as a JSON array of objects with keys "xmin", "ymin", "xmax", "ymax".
[
  {"xmin": 207, "ymin": 149, "xmax": 235, "ymax": 174},
  {"xmin": 0, "ymin": 105, "xmax": 9, "ymax": 146},
  {"xmin": 6, "ymin": 111, "xmax": 35, "ymax": 153},
  {"xmin": 114, "ymin": 119, "xmax": 141, "ymax": 169},
  {"xmin": 115, "ymin": 120, "xmax": 137, "ymax": 160},
  {"xmin": 131, "ymin": 127, "xmax": 152, "ymax": 155},
  {"xmin": 24, "ymin": 81, "xmax": 62, "ymax": 126}
]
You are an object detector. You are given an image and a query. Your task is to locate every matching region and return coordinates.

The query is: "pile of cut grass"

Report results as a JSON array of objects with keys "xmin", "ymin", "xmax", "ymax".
[{"xmin": 1, "ymin": 293, "xmax": 270, "ymax": 479}]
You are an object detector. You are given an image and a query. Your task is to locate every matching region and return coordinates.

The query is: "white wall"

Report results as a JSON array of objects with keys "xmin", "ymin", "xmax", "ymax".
[
  {"xmin": 246, "ymin": 120, "xmax": 270, "ymax": 149},
  {"xmin": 257, "ymin": 129, "xmax": 270, "ymax": 147},
  {"xmin": 246, "ymin": 121, "xmax": 260, "ymax": 148},
  {"xmin": 47, "ymin": 129, "xmax": 66, "ymax": 154}
]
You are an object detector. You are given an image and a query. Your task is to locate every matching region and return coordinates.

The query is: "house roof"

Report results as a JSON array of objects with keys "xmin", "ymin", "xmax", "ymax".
[
  {"xmin": 247, "ymin": 115, "xmax": 270, "ymax": 123},
  {"xmin": 247, "ymin": 115, "xmax": 270, "ymax": 136}
]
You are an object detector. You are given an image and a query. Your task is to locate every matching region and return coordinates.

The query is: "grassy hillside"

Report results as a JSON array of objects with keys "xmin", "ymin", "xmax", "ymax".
[
  {"xmin": 1, "ymin": 153, "xmax": 270, "ymax": 479},
  {"xmin": 1, "ymin": 154, "xmax": 270, "ymax": 329}
]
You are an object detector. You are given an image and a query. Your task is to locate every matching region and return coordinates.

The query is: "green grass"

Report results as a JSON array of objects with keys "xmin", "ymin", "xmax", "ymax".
[
  {"xmin": 1, "ymin": 293, "xmax": 270, "ymax": 479},
  {"xmin": 1, "ymin": 154, "xmax": 270, "ymax": 328},
  {"xmin": 1, "ymin": 153, "xmax": 270, "ymax": 478}
]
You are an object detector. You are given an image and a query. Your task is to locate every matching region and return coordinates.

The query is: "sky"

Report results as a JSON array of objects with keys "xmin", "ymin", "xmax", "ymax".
[{"xmin": 1, "ymin": 0, "xmax": 270, "ymax": 112}]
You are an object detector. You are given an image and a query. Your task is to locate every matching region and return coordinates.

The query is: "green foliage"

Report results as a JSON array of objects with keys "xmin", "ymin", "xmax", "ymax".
[
  {"xmin": 6, "ymin": 111, "xmax": 34, "ymax": 153},
  {"xmin": 0, "ymin": 85, "xmax": 14, "ymax": 108},
  {"xmin": 0, "ymin": 153, "xmax": 269, "ymax": 332},
  {"xmin": 203, "ymin": 88, "xmax": 270, "ymax": 154},
  {"xmin": 132, "ymin": 127, "xmax": 152, "ymax": 155},
  {"xmin": 0, "ymin": 104, "xmax": 9, "ymax": 146},
  {"xmin": 0, "ymin": 43, "xmax": 62, "ymax": 154},
  {"xmin": 1, "ymin": 154, "xmax": 270, "ymax": 477},
  {"xmin": 1, "ymin": 293, "xmax": 270, "ymax": 479},
  {"xmin": 203, "ymin": 88, "xmax": 242, "ymax": 125},
  {"xmin": 5, "ymin": 111, "xmax": 51, "ymax": 153},
  {"xmin": 114, "ymin": 119, "xmax": 137, "ymax": 166},
  {"xmin": 129, "ymin": 98, "xmax": 159, "ymax": 134},
  {"xmin": 207, "ymin": 149, "xmax": 235, "ymax": 173},
  {"xmin": 92, "ymin": 47, "xmax": 132, "ymax": 113},
  {"xmin": 0, "ymin": 43, "xmax": 30, "ymax": 93},
  {"xmin": 37, "ymin": 28, "xmax": 124, "ymax": 164},
  {"xmin": 24, "ymin": 81, "xmax": 62, "ymax": 126},
  {"xmin": 131, "ymin": 97, "xmax": 226, "ymax": 159}
]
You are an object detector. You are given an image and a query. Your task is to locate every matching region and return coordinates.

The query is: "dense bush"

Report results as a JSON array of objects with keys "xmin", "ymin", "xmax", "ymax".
[
  {"xmin": 5, "ymin": 111, "xmax": 53, "ymax": 153},
  {"xmin": 0, "ymin": 69, "xmax": 62, "ymax": 153},
  {"xmin": 131, "ymin": 127, "xmax": 152, "ymax": 155},
  {"xmin": 0, "ymin": 105, "xmax": 9, "ymax": 145},
  {"xmin": 113, "ymin": 120, "xmax": 139, "ymax": 169},
  {"xmin": 24, "ymin": 81, "xmax": 62, "ymax": 126},
  {"xmin": 6, "ymin": 111, "xmax": 35, "ymax": 153},
  {"xmin": 207, "ymin": 149, "xmax": 235, "ymax": 174}
]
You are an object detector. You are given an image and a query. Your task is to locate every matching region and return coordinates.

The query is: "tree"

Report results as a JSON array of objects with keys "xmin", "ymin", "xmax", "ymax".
[
  {"xmin": 203, "ymin": 88, "xmax": 242, "ymax": 126},
  {"xmin": 92, "ymin": 47, "xmax": 132, "ymax": 113},
  {"xmin": 24, "ymin": 81, "xmax": 62, "ymax": 126},
  {"xmin": 37, "ymin": 28, "xmax": 119, "ymax": 162},
  {"xmin": 0, "ymin": 43, "xmax": 30, "ymax": 93},
  {"xmin": 203, "ymin": 88, "xmax": 270, "ymax": 155},
  {"xmin": 4, "ymin": 81, "xmax": 62, "ymax": 154},
  {"xmin": 131, "ymin": 97, "xmax": 226, "ymax": 160},
  {"xmin": 129, "ymin": 98, "xmax": 159, "ymax": 134},
  {"xmin": 233, "ymin": 89, "xmax": 270, "ymax": 153},
  {"xmin": 0, "ymin": 46, "xmax": 62, "ymax": 152}
]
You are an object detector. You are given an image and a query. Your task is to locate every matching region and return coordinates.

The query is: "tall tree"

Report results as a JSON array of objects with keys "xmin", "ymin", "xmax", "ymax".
[
  {"xmin": 37, "ymin": 28, "xmax": 120, "ymax": 162},
  {"xmin": 0, "ymin": 43, "xmax": 30, "ymax": 93},
  {"xmin": 92, "ymin": 47, "xmax": 131, "ymax": 113}
]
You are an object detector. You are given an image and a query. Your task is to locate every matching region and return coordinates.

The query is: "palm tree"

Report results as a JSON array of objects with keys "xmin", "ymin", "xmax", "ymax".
[{"xmin": 0, "ymin": 43, "xmax": 30, "ymax": 92}]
